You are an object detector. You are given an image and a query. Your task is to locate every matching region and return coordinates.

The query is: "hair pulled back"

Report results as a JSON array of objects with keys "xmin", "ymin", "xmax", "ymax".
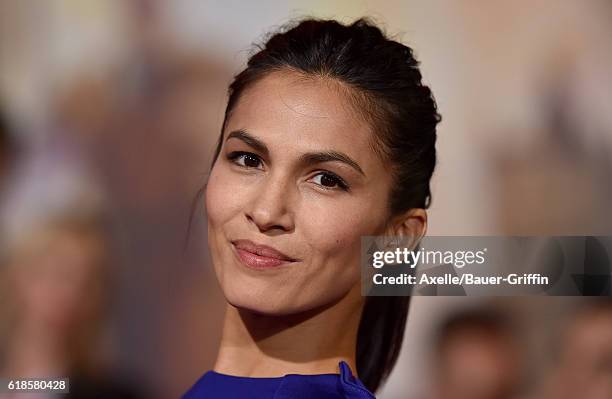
[{"xmin": 210, "ymin": 18, "xmax": 440, "ymax": 392}]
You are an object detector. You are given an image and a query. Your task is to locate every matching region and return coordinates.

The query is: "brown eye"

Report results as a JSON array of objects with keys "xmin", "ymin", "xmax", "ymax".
[
  {"xmin": 311, "ymin": 172, "xmax": 349, "ymax": 191},
  {"xmin": 228, "ymin": 152, "xmax": 263, "ymax": 169},
  {"xmin": 320, "ymin": 173, "xmax": 338, "ymax": 187},
  {"xmin": 242, "ymin": 154, "xmax": 261, "ymax": 168}
]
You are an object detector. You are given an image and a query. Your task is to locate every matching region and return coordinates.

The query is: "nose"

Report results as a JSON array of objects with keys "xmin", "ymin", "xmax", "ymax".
[{"xmin": 245, "ymin": 174, "xmax": 295, "ymax": 234}]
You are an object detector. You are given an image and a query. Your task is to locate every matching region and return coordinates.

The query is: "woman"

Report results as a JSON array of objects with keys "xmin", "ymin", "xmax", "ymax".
[
  {"xmin": 0, "ymin": 154, "xmax": 147, "ymax": 398},
  {"xmin": 0, "ymin": 212, "xmax": 146, "ymax": 399},
  {"xmin": 184, "ymin": 17, "xmax": 440, "ymax": 398}
]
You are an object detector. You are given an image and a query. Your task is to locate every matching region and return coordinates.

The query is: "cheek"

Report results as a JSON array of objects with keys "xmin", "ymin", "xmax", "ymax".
[
  {"xmin": 205, "ymin": 166, "xmax": 240, "ymax": 279},
  {"xmin": 298, "ymin": 195, "xmax": 387, "ymax": 289},
  {"xmin": 307, "ymin": 211, "xmax": 361, "ymax": 257},
  {"xmin": 205, "ymin": 165, "xmax": 242, "ymax": 229},
  {"xmin": 302, "ymin": 194, "xmax": 387, "ymax": 259}
]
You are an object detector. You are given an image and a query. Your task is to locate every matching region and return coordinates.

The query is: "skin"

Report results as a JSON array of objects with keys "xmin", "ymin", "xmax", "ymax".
[{"xmin": 205, "ymin": 69, "xmax": 426, "ymax": 377}]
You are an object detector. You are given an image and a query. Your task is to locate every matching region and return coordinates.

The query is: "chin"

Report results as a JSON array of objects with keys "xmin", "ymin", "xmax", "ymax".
[
  {"xmin": 221, "ymin": 278, "xmax": 315, "ymax": 316},
  {"xmin": 226, "ymin": 294, "xmax": 299, "ymax": 316},
  {"xmin": 224, "ymin": 280, "xmax": 351, "ymax": 318}
]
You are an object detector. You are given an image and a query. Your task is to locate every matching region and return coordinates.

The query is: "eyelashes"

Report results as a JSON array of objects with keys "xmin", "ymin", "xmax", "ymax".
[
  {"xmin": 226, "ymin": 151, "xmax": 350, "ymax": 191},
  {"xmin": 227, "ymin": 151, "xmax": 263, "ymax": 169},
  {"xmin": 312, "ymin": 171, "xmax": 350, "ymax": 191}
]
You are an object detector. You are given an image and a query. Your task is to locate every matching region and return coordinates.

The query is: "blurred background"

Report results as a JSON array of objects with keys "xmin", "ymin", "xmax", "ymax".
[{"xmin": 0, "ymin": 1, "xmax": 611, "ymax": 398}]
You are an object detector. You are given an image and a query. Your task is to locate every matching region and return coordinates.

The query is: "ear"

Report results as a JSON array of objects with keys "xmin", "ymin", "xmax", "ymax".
[{"xmin": 384, "ymin": 208, "xmax": 428, "ymax": 250}]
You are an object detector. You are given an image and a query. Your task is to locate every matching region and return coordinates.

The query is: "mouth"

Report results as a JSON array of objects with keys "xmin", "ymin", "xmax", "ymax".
[{"xmin": 231, "ymin": 239, "xmax": 298, "ymax": 269}]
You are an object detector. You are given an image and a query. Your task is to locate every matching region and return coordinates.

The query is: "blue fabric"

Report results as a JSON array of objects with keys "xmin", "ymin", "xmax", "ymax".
[{"xmin": 181, "ymin": 361, "xmax": 375, "ymax": 399}]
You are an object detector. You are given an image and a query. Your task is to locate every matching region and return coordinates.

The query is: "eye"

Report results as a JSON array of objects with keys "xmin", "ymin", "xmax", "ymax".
[
  {"xmin": 310, "ymin": 172, "xmax": 350, "ymax": 191},
  {"xmin": 227, "ymin": 151, "xmax": 263, "ymax": 169}
]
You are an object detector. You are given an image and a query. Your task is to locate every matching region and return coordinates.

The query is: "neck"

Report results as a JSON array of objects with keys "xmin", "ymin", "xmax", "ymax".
[{"xmin": 214, "ymin": 284, "xmax": 363, "ymax": 377}]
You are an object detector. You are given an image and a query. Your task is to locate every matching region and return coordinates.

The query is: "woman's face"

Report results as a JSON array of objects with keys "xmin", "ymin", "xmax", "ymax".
[
  {"xmin": 206, "ymin": 70, "xmax": 394, "ymax": 315},
  {"xmin": 12, "ymin": 228, "xmax": 104, "ymax": 332}
]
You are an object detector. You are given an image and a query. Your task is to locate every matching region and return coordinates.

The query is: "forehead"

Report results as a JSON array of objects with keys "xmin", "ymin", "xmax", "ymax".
[{"xmin": 225, "ymin": 70, "xmax": 377, "ymax": 162}]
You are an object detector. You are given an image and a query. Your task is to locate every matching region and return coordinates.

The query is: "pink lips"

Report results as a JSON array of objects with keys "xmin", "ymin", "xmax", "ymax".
[{"xmin": 232, "ymin": 239, "xmax": 297, "ymax": 269}]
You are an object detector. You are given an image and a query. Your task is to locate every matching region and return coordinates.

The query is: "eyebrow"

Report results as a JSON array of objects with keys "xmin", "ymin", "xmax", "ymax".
[
  {"xmin": 298, "ymin": 151, "xmax": 365, "ymax": 176},
  {"xmin": 227, "ymin": 129, "xmax": 270, "ymax": 158},
  {"xmin": 226, "ymin": 129, "xmax": 365, "ymax": 176}
]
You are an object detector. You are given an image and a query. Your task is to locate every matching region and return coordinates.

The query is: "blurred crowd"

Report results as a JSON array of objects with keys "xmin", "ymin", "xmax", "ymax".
[
  {"xmin": 1, "ymin": 1, "xmax": 611, "ymax": 399},
  {"xmin": 425, "ymin": 299, "xmax": 612, "ymax": 399}
]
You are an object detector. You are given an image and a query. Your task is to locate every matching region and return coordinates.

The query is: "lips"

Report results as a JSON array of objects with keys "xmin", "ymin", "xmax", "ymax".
[{"xmin": 232, "ymin": 239, "xmax": 298, "ymax": 269}]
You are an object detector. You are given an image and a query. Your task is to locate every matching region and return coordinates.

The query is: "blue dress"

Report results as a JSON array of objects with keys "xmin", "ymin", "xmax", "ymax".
[{"xmin": 181, "ymin": 361, "xmax": 375, "ymax": 399}]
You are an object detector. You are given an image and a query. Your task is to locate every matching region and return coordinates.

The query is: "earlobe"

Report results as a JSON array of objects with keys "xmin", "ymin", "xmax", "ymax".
[{"xmin": 383, "ymin": 208, "xmax": 427, "ymax": 250}]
